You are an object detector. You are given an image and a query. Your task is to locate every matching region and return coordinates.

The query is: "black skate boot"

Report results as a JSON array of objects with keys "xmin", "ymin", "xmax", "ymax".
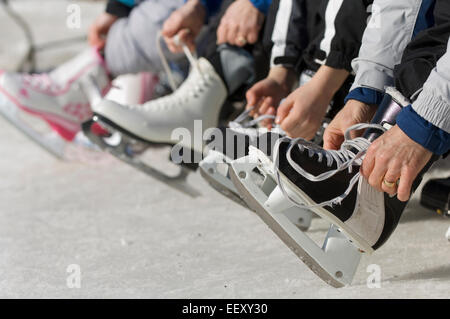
[
  {"xmin": 229, "ymin": 87, "xmax": 439, "ymax": 287},
  {"xmin": 421, "ymin": 177, "xmax": 450, "ymax": 217},
  {"xmin": 200, "ymin": 108, "xmax": 284, "ymax": 206},
  {"xmin": 268, "ymin": 88, "xmax": 439, "ymax": 252}
]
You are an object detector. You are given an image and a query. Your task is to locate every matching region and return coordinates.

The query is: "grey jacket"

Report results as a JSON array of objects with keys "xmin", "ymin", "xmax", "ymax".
[{"xmin": 351, "ymin": 0, "xmax": 450, "ymax": 133}]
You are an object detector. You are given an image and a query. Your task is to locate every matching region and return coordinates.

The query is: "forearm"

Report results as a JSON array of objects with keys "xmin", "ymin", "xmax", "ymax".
[
  {"xmin": 310, "ymin": 65, "xmax": 349, "ymax": 99},
  {"xmin": 267, "ymin": 66, "xmax": 297, "ymax": 93}
]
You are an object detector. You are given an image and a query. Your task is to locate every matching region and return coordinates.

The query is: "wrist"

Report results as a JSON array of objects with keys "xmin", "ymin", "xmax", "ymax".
[
  {"xmin": 268, "ymin": 66, "xmax": 296, "ymax": 93},
  {"xmin": 310, "ymin": 65, "xmax": 349, "ymax": 99}
]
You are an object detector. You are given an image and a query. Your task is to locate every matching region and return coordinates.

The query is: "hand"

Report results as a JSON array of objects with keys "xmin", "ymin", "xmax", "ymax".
[
  {"xmin": 88, "ymin": 12, "xmax": 118, "ymax": 49},
  {"xmin": 216, "ymin": 0, "xmax": 264, "ymax": 47},
  {"xmin": 361, "ymin": 125, "xmax": 433, "ymax": 201},
  {"xmin": 162, "ymin": 0, "xmax": 206, "ymax": 53},
  {"xmin": 245, "ymin": 67, "xmax": 295, "ymax": 128},
  {"xmin": 274, "ymin": 82, "xmax": 332, "ymax": 139},
  {"xmin": 323, "ymin": 99, "xmax": 377, "ymax": 150}
]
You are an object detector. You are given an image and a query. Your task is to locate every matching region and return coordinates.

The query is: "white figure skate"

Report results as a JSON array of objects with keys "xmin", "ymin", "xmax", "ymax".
[
  {"xmin": 0, "ymin": 48, "xmax": 110, "ymax": 158},
  {"xmin": 82, "ymin": 35, "xmax": 227, "ymax": 197},
  {"xmin": 229, "ymin": 88, "xmax": 437, "ymax": 287}
]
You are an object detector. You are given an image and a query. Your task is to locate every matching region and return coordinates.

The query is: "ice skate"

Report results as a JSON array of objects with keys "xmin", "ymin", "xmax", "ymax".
[
  {"xmin": 0, "ymin": 48, "xmax": 110, "ymax": 159},
  {"xmin": 82, "ymin": 37, "xmax": 226, "ymax": 197},
  {"xmin": 230, "ymin": 87, "xmax": 439, "ymax": 287},
  {"xmin": 420, "ymin": 177, "xmax": 450, "ymax": 217},
  {"xmin": 199, "ymin": 109, "xmax": 318, "ymax": 231},
  {"xmin": 199, "ymin": 108, "xmax": 282, "ymax": 207}
]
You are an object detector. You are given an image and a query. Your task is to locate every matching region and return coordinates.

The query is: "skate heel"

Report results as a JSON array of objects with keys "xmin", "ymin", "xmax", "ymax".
[{"xmin": 230, "ymin": 155, "xmax": 362, "ymax": 287}]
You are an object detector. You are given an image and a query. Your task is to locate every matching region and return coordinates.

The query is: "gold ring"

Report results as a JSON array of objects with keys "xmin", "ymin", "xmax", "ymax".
[
  {"xmin": 383, "ymin": 179, "xmax": 397, "ymax": 188},
  {"xmin": 237, "ymin": 36, "xmax": 247, "ymax": 45}
]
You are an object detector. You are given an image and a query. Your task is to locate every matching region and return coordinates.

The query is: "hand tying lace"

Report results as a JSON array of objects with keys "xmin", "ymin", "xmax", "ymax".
[{"xmin": 273, "ymin": 123, "xmax": 386, "ymax": 208}]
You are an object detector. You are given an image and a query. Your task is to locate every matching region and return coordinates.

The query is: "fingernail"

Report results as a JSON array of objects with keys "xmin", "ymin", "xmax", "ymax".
[{"xmin": 275, "ymin": 117, "xmax": 280, "ymax": 124}]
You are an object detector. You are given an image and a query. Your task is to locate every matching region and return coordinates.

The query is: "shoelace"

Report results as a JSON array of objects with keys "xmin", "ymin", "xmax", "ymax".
[
  {"xmin": 134, "ymin": 32, "xmax": 213, "ymax": 111},
  {"xmin": 272, "ymin": 123, "xmax": 386, "ymax": 208},
  {"xmin": 227, "ymin": 107, "xmax": 285, "ymax": 143},
  {"xmin": 23, "ymin": 73, "xmax": 61, "ymax": 93}
]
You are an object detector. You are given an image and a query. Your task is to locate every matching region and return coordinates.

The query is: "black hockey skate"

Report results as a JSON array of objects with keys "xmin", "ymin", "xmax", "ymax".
[
  {"xmin": 421, "ymin": 177, "xmax": 450, "ymax": 217},
  {"xmin": 230, "ymin": 87, "xmax": 439, "ymax": 287}
]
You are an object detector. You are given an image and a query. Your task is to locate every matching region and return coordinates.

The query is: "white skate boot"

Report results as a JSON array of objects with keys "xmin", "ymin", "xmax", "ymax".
[
  {"xmin": 83, "ymin": 39, "xmax": 227, "ymax": 197},
  {"xmin": 0, "ymin": 48, "xmax": 110, "ymax": 158}
]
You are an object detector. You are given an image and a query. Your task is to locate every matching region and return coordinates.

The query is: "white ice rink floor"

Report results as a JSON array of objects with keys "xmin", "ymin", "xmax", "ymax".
[{"xmin": 0, "ymin": 0, "xmax": 449, "ymax": 298}]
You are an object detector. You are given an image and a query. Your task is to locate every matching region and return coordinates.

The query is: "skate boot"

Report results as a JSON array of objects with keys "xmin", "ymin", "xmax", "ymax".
[
  {"xmin": 200, "ymin": 108, "xmax": 281, "ymax": 206},
  {"xmin": 199, "ymin": 109, "xmax": 316, "ymax": 230},
  {"xmin": 83, "ymin": 38, "xmax": 226, "ymax": 197},
  {"xmin": 230, "ymin": 87, "xmax": 439, "ymax": 287},
  {"xmin": 420, "ymin": 177, "xmax": 450, "ymax": 217},
  {"xmin": 0, "ymin": 48, "xmax": 110, "ymax": 158}
]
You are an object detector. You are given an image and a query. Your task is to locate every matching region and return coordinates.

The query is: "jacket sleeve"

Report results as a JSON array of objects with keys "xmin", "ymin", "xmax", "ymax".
[
  {"xmin": 349, "ymin": 0, "xmax": 429, "ymax": 97},
  {"xmin": 250, "ymin": 0, "xmax": 272, "ymax": 14},
  {"xmin": 269, "ymin": 0, "xmax": 307, "ymax": 70},
  {"xmin": 395, "ymin": 36, "xmax": 450, "ymax": 155},
  {"xmin": 199, "ymin": 0, "xmax": 223, "ymax": 16},
  {"xmin": 324, "ymin": 0, "xmax": 373, "ymax": 72},
  {"xmin": 106, "ymin": 0, "xmax": 135, "ymax": 17}
]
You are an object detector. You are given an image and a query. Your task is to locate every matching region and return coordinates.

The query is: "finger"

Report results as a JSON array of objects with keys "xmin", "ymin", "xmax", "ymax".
[
  {"xmin": 252, "ymin": 97, "xmax": 266, "ymax": 117},
  {"xmin": 178, "ymin": 29, "xmax": 195, "ymax": 51},
  {"xmin": 280, "ymin": 109, "xmax": 301, "ymax": 137},
  {"xmin": 381, "ymin": 163, "xmax": 401, "ymax": 196},
  {"xmin": 245, "ymin": 86, "xmax": 260, "ymax": 109},
  {"xmin": 361, "ymin": 144, "xmax": 376, "ymax": 179},
  {"xmin": 275, "ymin": 98, "xmax": 293, "ymax": 125},
  {"xmin": 226, "ymin": 23, "xmax": 240, "ymax": 46},
  {"xmin": 264, "ymin": 107, "xmax": 276, "ymax": 129},
  {"xmin": 246, "ymin": 28, "xmax": 259, "ymax": 44},
  {"xmin": 259, "ymin": 97, "xmax": 273, "ymax": 116},
  {"xmin": 164, "ymin": 37, "xmax": 182, "ymax": 53},
  {"xmin": 323, "ymin": 128, "xmax": 344, "ymax": 150},
  {"xmin": 397, "ymin": 165, "xmax": 414, "ymax": 202},
  {"xmin": 216, "ymin": 22, "xmax": 227, "ymax": 44},
  {"xmin": 367, "ymin": 157, "xmax": 387, "ymax": 192},
  {"xmin": 162, "ymin": 12, "xmax": 183, "ymax": 38}
]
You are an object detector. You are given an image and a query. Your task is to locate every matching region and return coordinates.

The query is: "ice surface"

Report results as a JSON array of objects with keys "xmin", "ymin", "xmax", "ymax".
[{"xmin": 0, "ymin": 0, "xmax": 449, "ymax": 299}]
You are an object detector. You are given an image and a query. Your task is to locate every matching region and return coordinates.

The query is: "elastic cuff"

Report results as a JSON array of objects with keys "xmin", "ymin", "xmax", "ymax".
[
  {"xmin": 200, "ymin": 0, "xmax": 221, "ymax": 17},
  {"xmin": 325, "ymin": 50, "xmax": 353, "ymax": 72},
  {"xmin": 396, "ymin": 105, "xmax": 450, "ymax": 155},
  {"xmin": 344, "ymin": 87, "xmax": 384, "ymax": 105},
  {"xmin": 271, "ymin": 56, "xmax": 298, "ymax": 69},
  {"xmin": 250, "ymin": 0, "xmax": 271, "ymax": 14},
  {"xmin": 412, "ymin": 91, "xmax": 450, "ymax": 133},
  {"xmin": 106, "ymin": 1, "xmax": 132, "ymax": 17},
  {"xmin": 350, "ymin": 59, "xmax": 394, "ymax": 92}
]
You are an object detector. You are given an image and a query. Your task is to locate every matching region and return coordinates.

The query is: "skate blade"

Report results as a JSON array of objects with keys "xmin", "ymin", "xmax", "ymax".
[
  {"xmin": 0, "ymin": 92, "xmax": 67, "ymax": 159},
  {"xmin": 82, "ymin": 117, "xmax": 201, "ymax": 198},
  {"xmin": 229, "ymin": 156, "xmax": 361, "ymax": 288},
  {"xmin": 199, "ymin": 152, "xmax": 248, "ymax": 208}
]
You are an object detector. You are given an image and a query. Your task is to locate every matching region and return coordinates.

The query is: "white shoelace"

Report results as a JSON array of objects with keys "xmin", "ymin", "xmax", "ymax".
[
  {"xmin": 23, "ymin": 73, "xmax": 61, "ymax": 92},
  {"xmin": 127, "ymin": 32, "xmax": 213, "ymax": 111},
  {"xmin": 272, "ymin": 123, "xmax": 386, "ymax": 208}
]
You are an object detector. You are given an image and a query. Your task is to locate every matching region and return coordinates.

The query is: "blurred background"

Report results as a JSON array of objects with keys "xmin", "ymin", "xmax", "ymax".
[{"xmin": 0, "ymin": 0, "xmax": 103, "ymax": 72}]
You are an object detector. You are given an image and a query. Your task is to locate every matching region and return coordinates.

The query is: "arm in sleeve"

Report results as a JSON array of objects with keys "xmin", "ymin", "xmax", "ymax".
[
  {"xmin": 396, "ymin": 36, "xmax": 450, "ymax": 155},
  {"xmin": 269, "ymin": 0, "xmax": 307, "ymax": 70},
  {"xmin": 199, "ymin": 0, "xmax": 223, "ymax": 16},
  {"xmin": 250, "ymin": 0, "xmax": 273, "ymax": 14},
  {"xmin": 349, "ymin": 0, "xmax": 430, "ymax": 103},
  {"xmin": 325, "ymin": 0, "xmax": 373, "ymax": 72},
  {"xmin": 106, "ymin": 0, "xmax": 137, "ymax": 17}
]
